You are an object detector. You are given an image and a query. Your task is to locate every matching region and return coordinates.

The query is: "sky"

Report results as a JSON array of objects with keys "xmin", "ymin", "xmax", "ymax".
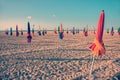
[{"xmin": 0, "ymin": 0, "xmax": 120, "ymax": 30}]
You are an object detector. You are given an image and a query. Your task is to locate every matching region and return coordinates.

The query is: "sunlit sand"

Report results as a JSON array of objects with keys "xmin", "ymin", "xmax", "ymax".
[{"xmin": 0, "ymin": 31, "xmax": 120, "ymax": 80}]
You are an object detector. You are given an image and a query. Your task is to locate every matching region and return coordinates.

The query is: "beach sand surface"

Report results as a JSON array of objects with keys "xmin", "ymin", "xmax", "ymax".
[{"xmin": 0, "ymin": 31, "xmax": 120, "ymax": 80}]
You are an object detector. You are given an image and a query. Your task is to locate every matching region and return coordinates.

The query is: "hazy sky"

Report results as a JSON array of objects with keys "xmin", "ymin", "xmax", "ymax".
[{"xmin": 0, "ymin": 0, "xmax": 120, "ymax": 30}]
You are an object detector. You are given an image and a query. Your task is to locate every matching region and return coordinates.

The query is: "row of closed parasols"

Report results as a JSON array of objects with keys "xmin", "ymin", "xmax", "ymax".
[
  {"xmin": 4, "ymin": 10, "xmax": 120, "ymax": 57},
  {"xmin": 3, "ymin": 10, "xmax": 120, "ymax": 79}
]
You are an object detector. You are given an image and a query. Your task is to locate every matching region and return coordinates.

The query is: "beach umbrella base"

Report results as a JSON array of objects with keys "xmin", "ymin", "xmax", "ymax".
[
  {"xmin": 27, "ymin": 35, "xmax": 32, "ymax": 43},
  {"xmin": 59, "ymin": 32, "xmax": 64, "ymax": 39}
]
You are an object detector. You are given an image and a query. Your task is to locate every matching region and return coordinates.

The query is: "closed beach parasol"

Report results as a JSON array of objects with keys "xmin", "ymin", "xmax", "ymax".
[
  {"xmin": 83, "ymin": 27, "xmax": 85, "ymax": 33},
  {"xmin": 85, "ymin": 25, "xmax": 88, "ymax": 37},
  {"xmin": 38, "ymin": 26, "xmax": 41, "ymax": 36},
  {"xmin": 89, "ymin": 10, "xmax": 105, "ymax": 56},
  {"xmin": 27, "ymin": 21, "xmax": 32, "ymax": 43},
  {"xmin": 59, "ymin": 23, "xmax": 64, "ymax": 39},
  {"xmin": 118, "ymin": 27, "xmax": 120, "ymax": 35},
  {"xmin": 45, "ymin": 28, "xmax": 47, "ymax": 34},
  {"xmin": 89, "ymin": 10, "xmax": 105, "ymax": 79},
  {"xmin": 16, "ymin": 25, "xmax": 19, "ymax": 37},
  {"xmin": 28, "ymin": 22, "xmax": 31, "ymax": 34},
  {"xmin": 42, "ymin": 28, "xmax": 45, "ymax": 36},
  {"xmin": 21, "ymin": 28, "xmax": 23, "ymax": 35},
  {"xmin": 32, "ymin": 27, "xmax": 34, "ymax": 36},
  {"xmin": 5, "ymin": 29, "xmax": 9, "ymax": 35},
  {"xmin": 10, "ymin": 27, "xmax": 12, "ymax": 36},
  {"xmin": 107, "ymin": 28, "xmax": 109, "ymax": 34},
  {"xmin": 66, "ymin": 28, "xmax": 69, "ymax": 34},
  {"xmin": 111, "ymin": 27, "xmax": 114, "ymax": 36},
  {"xmin": 72, "ymin": 27, "xmax": 75, "ymax": 35},
  {"xmin": 83, "ymin": 27, "xmax": 86, "ymax": 36},
  {"xmin": 54, "ymin": 28, "xmax": 57, "ymax": 34},
  {"xmin": 58, "ymin": 26, "xmax": 60, "ymax": 33}
]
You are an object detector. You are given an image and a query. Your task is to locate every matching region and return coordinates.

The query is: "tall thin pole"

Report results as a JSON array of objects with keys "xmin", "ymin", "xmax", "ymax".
[{"xmin": 89, "ymin": 55, "xmax": 95, "ymax": 79}]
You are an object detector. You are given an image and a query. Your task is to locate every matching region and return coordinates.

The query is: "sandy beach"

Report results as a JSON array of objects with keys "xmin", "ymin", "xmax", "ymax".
[{"xmin": 0, "ymin": 31, "xmax": 120, "ymax": 80}]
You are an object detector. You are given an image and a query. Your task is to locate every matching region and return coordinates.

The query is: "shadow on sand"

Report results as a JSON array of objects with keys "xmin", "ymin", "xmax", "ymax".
[
  {"xmin": 16, "ymin": 57, "xmax": 112, "ymax": 61},
  {"xmin": 73, "ymin": 76, "xmax": 82, "ymax": 80},
  {"xmin": 112, "ymin": 72, "xmax": 120, "ymax": 80}
]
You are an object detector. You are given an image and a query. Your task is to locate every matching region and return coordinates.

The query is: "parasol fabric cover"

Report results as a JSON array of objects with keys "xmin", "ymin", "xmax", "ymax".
[
  {"xmin": 27, "ymin": 22, "xmax": 32, "ymax": 43},
  {"xmin": 59, "ymin": 32, "xmax": 64, "ymax": 39},
  {"xmin": 16, "ymin": 25, "xmax": 19, "ymax": 37},
  {"xmin": 59, "ymin": 24, "xmax": 64, "ymax": 39},
  {"xmin": 111, "ymin": 27, "xmax": 114, "ymax": 36},
  {"xmin": 10, "ymin": 27, "xmax": 12, "ymax": 36},
  {"xmin": 89, "ymin": 10, "xmax": 105, "ymax": 56}
]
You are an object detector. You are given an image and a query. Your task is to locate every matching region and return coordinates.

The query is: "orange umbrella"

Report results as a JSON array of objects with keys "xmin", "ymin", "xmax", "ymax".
[
  {"xmin": 89, "ymin": 10, "xmax": 105, "ymax": 56},
  {"xmin": 60, "ymin": 23, "xmax": 63, "ymax": 32}
]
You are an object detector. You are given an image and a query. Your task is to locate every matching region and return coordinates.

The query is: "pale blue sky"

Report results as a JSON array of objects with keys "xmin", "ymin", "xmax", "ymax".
[{"xmin": 0, "ymin": 0, "xmax": 120, "ymax": 30}]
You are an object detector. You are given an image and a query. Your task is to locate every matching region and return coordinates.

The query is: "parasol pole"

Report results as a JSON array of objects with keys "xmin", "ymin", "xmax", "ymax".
[
  {"xmin": 57, "ymin": 26, "xmax": 60, "ymax": 58},
  {"xmin": 59, "ymin": 24, "xmax": 62, "ymax": 58},
  {"xmin": 43, "ymin": 28, "xmax": 46, "ymax": 54},
  {"xmin": 59, "ymin": 23, "xmax": 63, "ymax": 58},
  {"xmin": 89, "ymin": 54, "xmax": 95, "ymax": 79},
  {"xmin": 32, "ymin": 24, "xmax": 35, "ymax": 36}
]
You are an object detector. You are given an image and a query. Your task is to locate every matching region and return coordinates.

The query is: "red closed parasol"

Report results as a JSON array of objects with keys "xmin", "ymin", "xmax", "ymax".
[
  {"xmin": 89, "ymin": 10, "xmax": 105, "ymax": 56},
  {"xmin": 89, "ymin": 10, "xmax": 106, "ymax": 79}
]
